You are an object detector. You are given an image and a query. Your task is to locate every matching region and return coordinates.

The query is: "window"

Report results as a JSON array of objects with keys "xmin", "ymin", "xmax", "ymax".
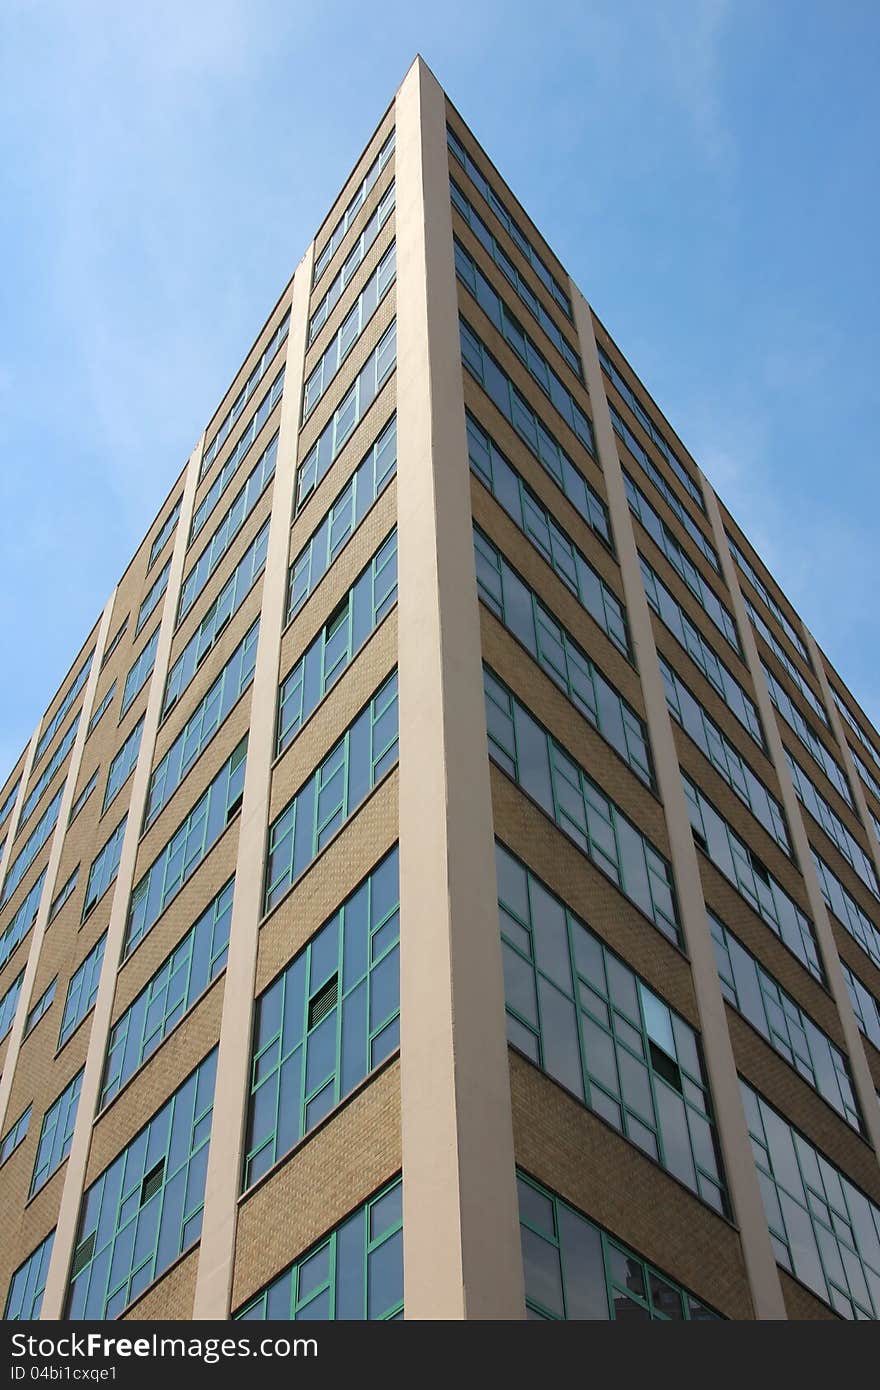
[
  {"xmin": 447, "ymin": 125, "xmax": 571, "ymax": 317},
  {"xmin": 728, "ymin": 532, "xmax": 810, "ymax": 665},
  {"xmin": 180, "ymin": 435, "xmax": 277, "ymax": 621},
  {"xmin": 236, "ymin": 1177, "xmax": 402, "ymax": 1320},
  {"xmin": 660, "ymin": 655, "xmax": 790, "ymax": 855},
  {"xmin": 69, "ymin": 770, "xmax": 98, "ymax": 824},
  {"xmin": 0, "ymin": 970, "xmax": 24, "ymax": 1043},
  {"xmin": 287, "ymin": 415, "xmax": 397, "ymax": 623},
  {"xmin": 125, "ymin": 741, "xmax": 246, "ymax": 958},
  {"xmin": 66, "ymin": 1050, "xmax": 217, "ymax": 1319},
  {"xmin": 468, "ymin": 417, "xmax": 627, "ymax": 657},
  {"xmin": 103, "ymin": 718, "xmax": 144, "ymax": 813},
  {"xmin": 163, "ymin": 522, "xmax": 268, "ymax": 718},
  {"xmin": 745, "ymin": 597, "xmax": 825, "ymax": 725},
  {"xmin": 82, "ymin": 817, "xmax": 127, "ymax": 922},
  {"xmin": 786, "ymin": 749, "xmax": 878, "ymax": 898},
  {"xmin": 147, "ymin": 498, "xmax": 181, "ymax": 571},
  {"xmin": 599, "ymin": 347, "xmax": 705, "ymax": 513},
  {"xmin": 296, "ymin": 323, "xmax": 397, "ymax": 510},
  {"xmin": 25, "ymin": 977, "xmax": 57, "ymax": 1036},
  {"xmin": 278, "ymin": 530, "xmax": 397, "ymax": 755},
  {"xmin": 30, "ymin": 1069, "xmax": 82, "ymax": 1196},
  {"xmin": 265, "ymin": 671, "xmax": 398, "ymax": 913},
  {"xmin": 0, "ymin": 1105, "xmax": 31, "ymax": 1165},
  {"xmin": 59, "ymin": 935, "xmax": 106, "ymax": 1047},
  {"xmin": 682, "ymin": 774, "xmax": 823, "ymax": 981},
  {"xmin": 762, "ymin": 661, "xmax": 852, "ymax": 807},
  {"xmin": 313, "ymin": 130, "xmax": 395, "ymax": 285},
  {"xmin": 303, "ymin": 243, "xmax": 396, "ymax": 421},
  {"xmin": 743, "ymin": 1079, "xmax": 880, "ymax": 1318},
  {"xmin": 194, "ymin": 405, "xmax": 282, "ymax": 548},
  {"xmin": 3, "ymin": 1231, "xmax": 54, "ymax": 1320},
  {"xmin": 1, "ymin": 785, "xmax": 64, "ymax": 907},
  {"xmin": 18, "ymin": 715, "xmax": 79, "ymax": 830},
  {"xmin": 199, "ymin": 312, "xmax": 289, "ymax": 481},
  {"xmin": 475, "ymin": 527, "xmax": 652, "ymax": 786},
  {"xmin": 102, "ymin": 881, "xmax": 232, "ymax": 1108},
  {"xmin": 121, "ymin": 628, "xmax": 160, "ymax": 717},
  {"xmin": 0, "ymin": 871, "xmax": 45, "ymax": 970},
  {"xmin": 812, "ymin": 849, "xmax": 880, "ymax": 971},
  {"xmin": 34, "ymin": 653, "xmax": 94, "ymax": 765},
  {"xmin": 641, "ymin": 557, "xmax": 764, "ymax": 747},
  {"xmin": 486, "ymin": 672, "xmax": 679, "ymax": 944},
  {"xmin": 100, "ymin": 616, "xmax": 129, "ymax": 670},
  {"xmin": 711, "ymin": 911, "xmax": 861, "ymax": 1129},
  {"xmin": 518, "ymin": 1172, "xmax": 718, "ymax": 1320},
  {"xmin": 309, "ymin": 183, "xmax": 396, "ymax": 343},
  {"xmin": 498, "ymin": 846, "xmax": 726, "ymax": 1212},
  {"xmin": 245, "ymin": 848, "xmax": 398, "ymax": 1187},
  {"xmin": 833, "ymin": 688, "xmax": 880, "ymax": 779},
  {"xmin": 0, "ymin": 776, "xmax": 21, "ymax": 832},
  {"xmin": 135, "ymin": 558, "xmax": 171, "ymax": 636},
  {"xmin": 842, "ymin": 960, "xmax": 880, "ymax": 1052},
  {"xmin": 87, "ymin": 683, "xmax": 116, "ymax": 736},
  {"xmin": 146, "ymin": 621, "xmax": 258, "ymax": 829}
]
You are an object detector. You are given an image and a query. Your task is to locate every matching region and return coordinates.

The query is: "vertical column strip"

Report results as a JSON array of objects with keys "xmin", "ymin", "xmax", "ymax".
[
  {"xmin": 40, "ymin": 444, "xmax": 203, "ymax": 1319},
  {"xmin": 396, "ymin": 57, "xmax": 524, "ymax": 1320},
  {"xmin": 0, "ymin": 600, "xmax": 115, "ymax": 1139},
  {"xmin": 574, "ymin": 290, "xmax": 787, "ymax": 1319},
  {"xmin": 0, "ymin": 729, "xmax": 40, "ymax": 902},
  {"xmin": 705, "ymin": 490, "xmax": 880, "ymax": 1152},
  {"xmin": 192, "ymin": 251, "xmax": 312, "ymax": 1319}
]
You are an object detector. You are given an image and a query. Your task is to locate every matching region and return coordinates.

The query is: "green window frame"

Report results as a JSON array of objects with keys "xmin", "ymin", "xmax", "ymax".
[
  {"xmin": 87, "ymin": 685, "xmax": 115, "ymax": 737},
  {"xmin": 474, "ymin": 527, "xmax": 652, "ymax": 787},
  {"xmin": 0, "ymin": 1104, "xmax": 31, "ymax": 1165},
  {"xmin": 842, "ymin": 960, "xmax": 880, "ymax": 1052},
  {"xmin": 0, "ymin": 969, "xmax": 24, "ymax": 1042},
  {"xmin": 102, "ymin": 881, "xmax": 232, "ymax": 1108},
  {"xmin": 180, "ymin": 435, "xmax": 277, "ymax": 622},
  {"xmin": 2, "ymin": 785, "xmax": 64, "ymax": 907},
  {"xmin": 787, "ymin": 749, "xmax": 878, "ymax": 897},
  {"xmin": 762, "ymin": 660, "xmax": 852, "ymax": 806},
  {"xmin": 236, "ymin": 1176, "xmax": 403, "ymax": 1320},
  {"xmin": 498, "ymin": 845, "xmax": 726, "ymax": 1214},
  {"xmin": 746, "ymin": 597, "xmax": 826, "ymax": 724},
  {"xmin": 265, "ymin": 670, "xmax": 398, "ymax": 913},
  {"xmin": 309, "ymin": 182, "xmax": 396, "ymax": 344},
  {"xmin": 287, "ymin": 415, "xmax": 397, "ymax": 625},
  {"xmin": 303, "ymin": 242, "xmax": 396, "ymax": 421},
  {"xmin": 30, "ymin": 1068, "xmax": 82, "ymax": 1196},
  {"xmin": 485, "ymin": 670, "xmax": 679, "ymax": 944},
  {"xmin": 727, "ymin": 532, "xmax": 810, "ymax": 664},
  {"xmin": 25, "ymin": 977, "xmax": 56, "ymax": 1036},
  {"xmin": 0, "ymin": 871, "xmax": 46, "ymax": 970},
  {"xmin": 245, "ymin": 847, "xmax": 398, "ymax": 1188},
  {"xmin": 683, "ymin": 773, "xmax": 823, "ymax": 981},
  {"xmin": 121, "ymin": 628, "xmax": 159, "ymax": 717},
  {"xmin": 312, "ymin": 130, "xmax": 395, "ymax": 285},
  {"xmin": 82, "ymin": 816, "xmax": 127, "ymax": 923},
  {"xmin": 146, "ymin": 620, "xmax": 258, "ymax": 829},
  {"xmin": 198, "ymin": 335, "xmax": 287, "ymax": 484},
  {"xmin": 125, "ymin": 740, "xmax": 246, "ymax": 958},
  {"xmin": 599, "ymin": 349, "xmax": 705, "ymax": 513},
  {"xmin": 49, "ymin": 866, "xmax": 79, "ymax": 922},
  {"xmin": 278, "ymin": 530, "xmax": 397, "ymax": 756},
  {"xmin": 0, "ymin": 776, "xmax": 21, "ymax": 832},
  {"xmin": 518, "ymin": 1172, "xmax": 719, "ymax": 1320},
  {"xmin": 59, "ymin": 934, "xmax": 106, "ymax": 1047},
  {"xmin": 103, "ymin": 717, "xmax": 143, "ymax": 813},
  {"xmin": 135, "ymin": 557, "xmax": 170, "ymax": 636},
  {"xmin": 194, "ymin": 372, "xmax": 285, "ymax": 539},
  {"xmin": 148, "ymin": 498, "xmax": 181, "ymax": 571},
  {"xmin": 743, "ymin": 1079, "xmax": 880, "ymax": 1319},
  {"xmin": 35, "ymin": 653, "xmax": 93, "ymax": 764},
  {"xmin": 3, "ymin": 1230, "xmax": 54, "ymax": 1320},
  {"xmin": 66, "ymin": 1050, "xmax": 217, "ymax": 1320},
  {"xmin": 18, "ymin": 715, "xmax": 79, "ymax": 830},
  {"xmin": 812, "ymin": 848, "xmax": 880, "ymax": 970},
  {"xmin": 711, "ymin": 911, "xmax": 861, "ymax": 1130}
]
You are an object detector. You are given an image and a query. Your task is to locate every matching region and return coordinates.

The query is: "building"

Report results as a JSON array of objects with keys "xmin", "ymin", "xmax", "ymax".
[{"xmin": 1, "ymin": 55, "xmax": 879, "ymax": 1324}]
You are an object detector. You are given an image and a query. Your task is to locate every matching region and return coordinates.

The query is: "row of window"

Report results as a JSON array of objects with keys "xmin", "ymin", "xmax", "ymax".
[
  {"xmin": 451, "ymin": 178, "xmax": 581, "ymax": 378},
  {"xmin": 147, "ymin": 497, "xmax": 181, "ymax": 573},
  {"xmin": 88, "ymin": 681, "xmax": 116, "ymax": 734},
  {"xmin": 199, "ymin": 313, "xmax": 289, "ymax": 481},
  {"xmin": 641, "ymin": 556, "xmax": 764, "ymax": 747},
  {"xmin": 181, "ymin": 435, "xmax": 277, "ymax": 625},
  {"xmin": 0, "ymin": 872, "xmax": 45, "ymax": 971},
  {"xmin": 598, "ymin": 347, "xmax": 705, "ymax": 513},
  {"xmin": 0, "ymin": 776, "xmax": 21, "ymax": 832},
  {"xmin": 710, "ymin": 911, "xmax": 861, "ymax": 1130},
  {"xmin": 0, "ymin": 1104, "xmax": 30, "ymax": 1167},
  {"xmin": 313, "ymin": 130, "xmax": 395, "ymax": 286},
  {"xmin": 277, "ymin": 531, "xmax": 397, "ymax": 756},
  {"xmin": 49, "ymin": 866, "xmax": 78, "ymax": 922},
  {"xmin": 69, "ymin": 770, "xmax": 98, "ymax": 824},
  {"xmin": 625, "ymin": 472, "xmax": 739, "ymax": 653},
  {"xmin": 287, "ymin": 414, "xmax": 397, "ymax": 624},
  {"xmin": 82, "ymin": 816, "xmax": 126, "ymax": 922},
  {"xmin": 660, "ymin": 654, "xmax": 790, "ymax": 856},
  {"xmin": 121, "ymin": 628, "xmax": 159, "ymax": 719},
  {"xmin": 682, "ymin": 773, "xmax": 823, "ymax": 982},
  {"xmin": 474, "ymin": 527, "xmax": 652, "ymax": 786},
  {"xmin": 296, "ymin": 321, "xmax": 397, "ymax": 511},
  {"xmin": 25, "ymin": 977, "xmax": 55, "ymax": 1036},
  {"xmin": 303, "ymin": 242, "xmax": 396, "ymax": 422},
  {"xmin": 485, "ymin": 670, "xmax": 679, "ymax": 944},
  {"xmin": 762, "ymin": 660, "xmax": 853, "ymax": 809},
  {"xmin": 446, "ymin": 125, "xmax": 572, "ymax": 318},
  {"xmin": 833, "ymin": 688, "xmax": 880, "ymax": 779},
  {"xmin": 727, "ymin": 532, "xmax": 810, "ymax": 666},
  {"xmin": 1, "ymin": 785, "xmax": 64, "ymax": 908},
  {"xmin": 135, "ymin": 558, "xmax": 170, "ymax": 638},
  {"xmin": 193, "ymin": 378, "xmax": 284, "ymax": 549},
  {"xmin": 309, "ymin": 183, "xmax": 396, "ymax": 345},
  {"xmin": 812, "ymin": 849, "xmax": 880, "ymax": 972},
  {"xmin": 498, "ymin": 844, "xmax": 727, "ymax": 1213},
  {"xmin": 0, "ymin": 969, "xmax": 23, "ymax": 1042},
  {"xmin": 30, "ymin": 1067, "xmax": 82, "ymax": 1196},
  {"xmin": 746, "ymin": 596, "xmax": 827, "ymax": 728},
  {"xmin": 103, "ymin": 719, "xmax": 143, "ymax": 815},
  {"xmin": 34, "ymin": 652, "xmax": 94, "ymax": 766},
  {"xmin": 17, "ymin": 715, "xmax": 79, "ymax": 832},
  {"xmin": 853, "ymin": 745, "xmax": 880, "ymax": 810},
  {"xmin": 455, "ymin": 245, "xmax": 592, "ymax": 451},
  {"xmin": 843, "ymin": 960, "xmax": 880, "ymax": 1053},
  {"xmin": 468, "ymin": 416, "xmax": 628, "ymax": 658},
  {"xmin": 786, "ymin": 749, "xmax": 878, "ymax": 899},
  {"xmin": 100, "ymin": 616, "xmax": 129, "ymax": 671}
]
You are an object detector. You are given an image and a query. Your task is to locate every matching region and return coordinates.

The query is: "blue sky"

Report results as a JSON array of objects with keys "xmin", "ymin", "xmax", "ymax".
[{"xmin": 1, "ymin": 0, "xmax": 878, "ymax": 782}]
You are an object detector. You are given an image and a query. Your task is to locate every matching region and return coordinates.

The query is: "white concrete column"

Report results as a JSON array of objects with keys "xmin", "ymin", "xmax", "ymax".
[
  {"xmin": 704, "ymin": 490, "xmax": 880, "ymax": 1152},
  {"xmin": 0, "ymin": 601, "xmax": 116, "ymax": 1139},
  {"xmin": 395, "ymin": 56, "xmax": 525, "ymax": 1320},
  {"xmin": 192, "ymin": 246, "xmax": 313, "ymax": 1318},
  {"xmin": 40, "ymin": 440, "xmax": 204, "ymax": 1319},
  {"xmin": 574, "ymin": 291, "xmax": 788, "ymax": 1319}
]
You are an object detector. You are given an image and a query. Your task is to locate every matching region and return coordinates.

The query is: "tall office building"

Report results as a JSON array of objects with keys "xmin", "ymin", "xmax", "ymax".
[{"xmin": 1, "ymin": 56, "xmax": 879, "ymax": 1324}]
